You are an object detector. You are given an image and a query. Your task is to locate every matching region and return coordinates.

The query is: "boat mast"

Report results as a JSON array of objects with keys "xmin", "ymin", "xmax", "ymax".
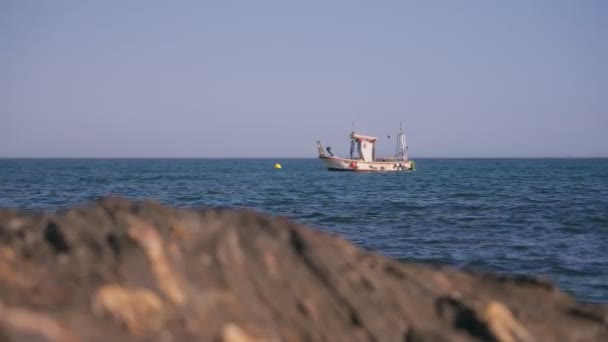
[{"xmin": 395, "ymin": 122, "xmax": 408, "ymax": 161}]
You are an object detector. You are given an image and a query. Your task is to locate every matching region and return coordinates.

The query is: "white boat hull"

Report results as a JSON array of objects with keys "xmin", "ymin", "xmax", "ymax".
[{"xmin": 319, "ymin": 156, "xmax": 413, "ymax": 172}]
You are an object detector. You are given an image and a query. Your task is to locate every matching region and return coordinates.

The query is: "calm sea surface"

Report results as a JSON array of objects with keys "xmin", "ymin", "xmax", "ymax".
[{"xmin": 1, "ymin": 158, "xmax": 607, "ymax": 302}]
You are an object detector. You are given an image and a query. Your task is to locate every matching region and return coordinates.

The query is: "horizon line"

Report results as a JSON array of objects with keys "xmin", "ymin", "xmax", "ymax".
[{"xmin": 1, "ymin": 156, "xmax": 607, "ymax": 160}]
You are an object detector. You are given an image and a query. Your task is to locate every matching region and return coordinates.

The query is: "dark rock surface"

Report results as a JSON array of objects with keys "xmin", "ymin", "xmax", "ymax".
[{"xmin": 0, "ymin": 197, "xmax": 606, "ymax": 341}]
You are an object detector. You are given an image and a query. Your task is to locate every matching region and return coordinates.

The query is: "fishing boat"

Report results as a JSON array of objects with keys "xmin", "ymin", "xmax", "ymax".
[{"xmin": 317, "ymin": 124, "xmax": 414, "ymax": 172}]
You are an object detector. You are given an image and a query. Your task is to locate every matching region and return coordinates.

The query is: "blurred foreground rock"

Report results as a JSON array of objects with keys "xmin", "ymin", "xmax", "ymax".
[{"xmin": 0, "ymin": 197, "xmax": 606, "ymax": 341}]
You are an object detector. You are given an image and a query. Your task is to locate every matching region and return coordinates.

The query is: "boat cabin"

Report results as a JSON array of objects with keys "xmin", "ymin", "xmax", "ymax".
[{"xmin": 350, "ymin": 132, "xmax": 377, "ymax": 162}]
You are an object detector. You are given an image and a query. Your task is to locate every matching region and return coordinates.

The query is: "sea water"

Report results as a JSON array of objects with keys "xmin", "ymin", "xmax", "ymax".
[{"xmin": 1, "ymin": 158, "xmax": 606, "ymax": 302}]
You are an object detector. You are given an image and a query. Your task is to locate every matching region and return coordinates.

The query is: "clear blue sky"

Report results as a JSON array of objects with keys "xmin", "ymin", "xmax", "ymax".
[{"xmin": 1, "ymin": 1, "xmax": 606, "ymax": 158}]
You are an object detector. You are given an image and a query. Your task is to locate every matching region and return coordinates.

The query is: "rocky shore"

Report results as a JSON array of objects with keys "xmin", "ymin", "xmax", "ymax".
[{"xmin": 0, "ymin": 198, "xmax": 606, "ymax": 341}]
